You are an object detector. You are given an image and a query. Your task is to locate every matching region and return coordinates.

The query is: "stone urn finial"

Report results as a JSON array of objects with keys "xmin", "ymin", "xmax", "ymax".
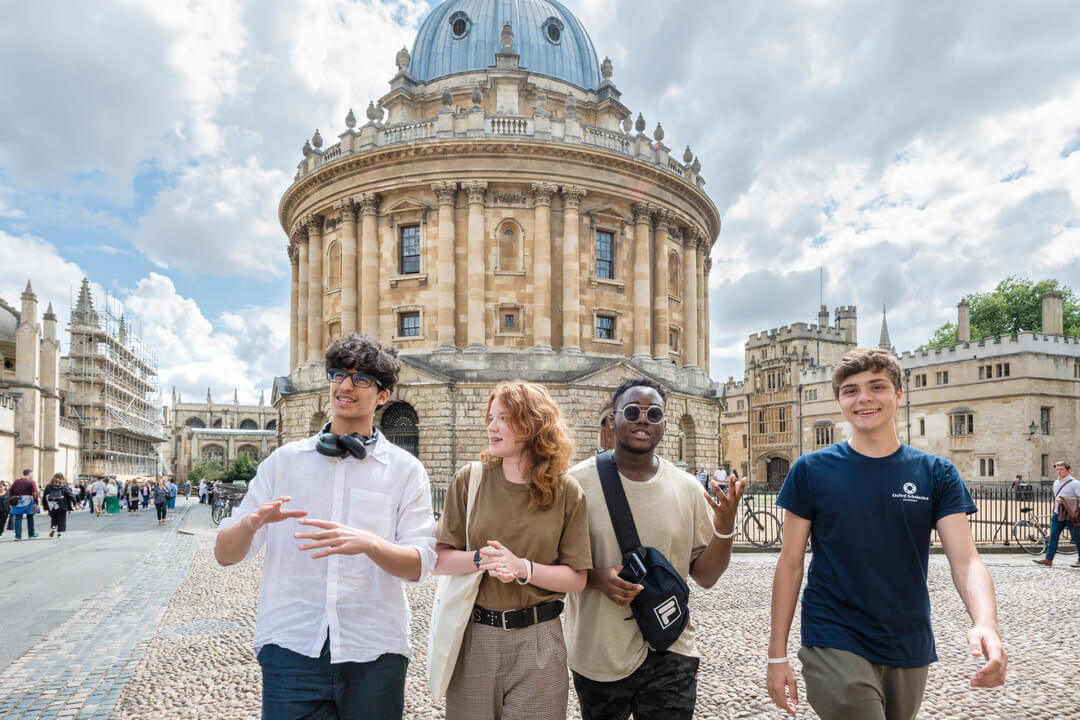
[
  {"xmin": 345, "ymin": 108, "xmax": 356, "ymax": 129},
  {"xmin": 621, "ymin": 116, "xmax": 633, "ymax": 133},
  {"xmin": 302, "ymin": 139, "xmax": 313, "ymax": 157},
  {"xmin": 366, "ymin": 100, "xmax": 381, "ymax": 122},
  {"xmin": 601, "ymin": 56, "xmax": 613, "ymax": 80},
  {"xmin": 653, "ymin": 123, "xmax": 664, "ymax": 142},
  {"xmin": 683, "ymin": 146, "xmax": 693, "ymax": 164},
  {"xmin": 692, "ymin": 156, "xmax": 701, "ymax": 173},
  {"xmin": 471, "ymin": 84, "xmax": 483, "ymax": 107},
  {"xmin": 312, "ymin": 129, "xmax": 323, "ymax": 149},
  {"xmin": 441, "ymin": 90, "xmax": 453, "ymax": 108},
  {"xmin": 635, "ymin": 113, "xmax": 646, "ymax": 133},
  {"xmin": 396, "ymin": 46, "xmax": 411, "ymax": 72},
  {"xmin": 501, "ymin": 21, "xmax": 514, "ymax": 49}
]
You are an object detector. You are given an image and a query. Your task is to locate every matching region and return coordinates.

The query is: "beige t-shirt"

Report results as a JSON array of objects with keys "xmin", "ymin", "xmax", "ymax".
[
  {"xmin": 436, "ymin": 462, "xmax": 592, "ymax": 611},
  {"xmin": 564, "ymin": 455, "xmax": 715, "ymax": 682}
]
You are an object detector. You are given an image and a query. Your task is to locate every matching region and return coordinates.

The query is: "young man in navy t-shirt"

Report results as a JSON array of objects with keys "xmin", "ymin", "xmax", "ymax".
[{"xmin": 766, "ymin": 348, "xmax": 1007, "ymax": 719}]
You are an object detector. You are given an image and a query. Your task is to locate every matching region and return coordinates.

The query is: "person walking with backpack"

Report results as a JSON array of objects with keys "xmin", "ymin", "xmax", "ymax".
[
  {"xmin": 44, "ymin": 473, "xmax": 75, "ymax": 538},
  {"xmin": 563, "ymin": 378, "xmax": 745, "ymax": 720},
  {"xmin": 431, "ymin": 381, "xmax": 591, "ymax": 720},
  {"xmin": 8, "ymin": 469, "xmax": 40, "ymax": 540},
  {"xmin": 165, "ymin": 478, "xmax": 178, "ymax": 510},
  {"xmin": 127, "ymin": 479, "xmax": 141, "ymax": 514}
]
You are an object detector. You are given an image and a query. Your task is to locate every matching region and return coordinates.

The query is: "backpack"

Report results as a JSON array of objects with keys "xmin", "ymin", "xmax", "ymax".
[
  {"xmin": 45, "ymin": 486, "xmax": 67, "ymax": 512},
  {"xmin": 596, "ymin": 451, "xmax": 691, "ymax": 651},
  {"xmin": 167, "ymin": 484, "xmax": 176, "ymax": 498}
]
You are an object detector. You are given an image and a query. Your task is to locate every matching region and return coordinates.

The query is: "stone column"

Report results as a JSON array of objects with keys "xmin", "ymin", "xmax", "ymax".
[
  {"xmin": 683, "ymin": 229, "xmax": 699, "ymax": 369},
  {"xmin": 464, "ymin": 180, "xmax": 488, "ymax": 351},
  {"xmin": 358, "ymin": 193, "xmax": 380, "ymax": 336},
  {"xmin": 335, "ymin": 198, "xmax": 359, "ymax": 335},
  {"xmin": 295, "ymin": 228, "xmax": 309, "ymax": 364},
  {"xmin": 531, "ymin": 182, "xmax": 557, "ymax": 353},
  {"xmin": 704, "ymin": 257, "xmax": 712, "ymax": 374},
  {"xmin": 653, "ymin": 209, "xmax": 671, "ymax": 360},
  {"xmin": 631, "ymin": 202, "xmax": 652, "ymax": 359},
  {"xmin": 305, "ymin": 214, "xmax": 324, "ymax": 362},
  {"xmin": 433, "ymin": 181, "xmax": 458, "ymax": 351},
  {"xmin": 288, "ymin": 243, "xmax": 299, "ymax": 370},
  {"xmin": 696, "ymin": 234, "xmax": 707, "ymax": 370},
  {"xmin": 561, "ymin": 185, "xmax": 586, "ymax": 353}
]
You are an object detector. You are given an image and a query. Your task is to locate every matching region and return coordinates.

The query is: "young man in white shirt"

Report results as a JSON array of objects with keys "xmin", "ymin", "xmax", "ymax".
[
  {"xmin": 215, "ymin": 334, "xmax": 437, "ymax": 720},
  {"xmin": 1033, "ymin": 460, "xmax": 1080, "ymax": 567}
]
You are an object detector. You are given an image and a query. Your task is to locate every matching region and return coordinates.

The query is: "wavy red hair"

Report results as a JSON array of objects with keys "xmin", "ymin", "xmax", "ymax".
[{"xmin": 480, "ymin": 381, "xmax": 573, "ymax": 512}]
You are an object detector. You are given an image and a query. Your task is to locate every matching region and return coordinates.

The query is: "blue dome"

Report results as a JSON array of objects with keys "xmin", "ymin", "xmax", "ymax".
[{"xmin": 410, "ymin": 0, "xmax": 602, "ymax": 91}]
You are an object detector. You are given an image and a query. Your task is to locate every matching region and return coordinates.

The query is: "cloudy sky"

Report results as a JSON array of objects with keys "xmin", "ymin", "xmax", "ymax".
[{"xmin": 1, "ymin": 0, "xmax": 1078, "ymax": 402}]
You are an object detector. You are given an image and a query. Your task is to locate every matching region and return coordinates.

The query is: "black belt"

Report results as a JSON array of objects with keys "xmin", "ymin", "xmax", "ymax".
[{"xmin": 471, "ymin": 600, "xmax": 564, "ymax": 630}]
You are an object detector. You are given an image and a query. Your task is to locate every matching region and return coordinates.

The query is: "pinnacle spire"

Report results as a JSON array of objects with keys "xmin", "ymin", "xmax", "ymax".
[
  {"xmin": 72, "ymin": 278, "xmax": 99, "ymax": 327},
  {"xmin": 878, "ymin": 304, "xmax": 895, "ymax": 353}
]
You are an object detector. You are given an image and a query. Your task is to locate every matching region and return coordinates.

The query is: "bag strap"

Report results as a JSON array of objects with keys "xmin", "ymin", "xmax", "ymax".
[
  {"xmin": 463, "ymin": 461, "xmax": 483, "ymax": 552},
  {"xmin": 596, "ymin": 450, "xmax": 641, "ymax": 555},
  {"xmin": 1055, "ymin": 477, "xmax": 1074, "ymax": 500}
]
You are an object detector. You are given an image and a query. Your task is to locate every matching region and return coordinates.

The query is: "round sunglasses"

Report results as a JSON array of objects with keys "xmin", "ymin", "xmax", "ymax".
[{"xmin": 618, "ymin": 404, "xmax": 665, "ymax": 424}]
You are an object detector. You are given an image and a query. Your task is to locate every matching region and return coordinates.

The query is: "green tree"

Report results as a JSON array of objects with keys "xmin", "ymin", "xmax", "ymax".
[
  {"xmin": 188, "ymin": 454, "xmax": 224, "ymax": 483},
  {"xmin": 922, "ymin": 276, "xmax": 1080, "ymax": 349},
  {"xmin": 221, "ymin": 452, "xmax": 259, "ymax": 484}
]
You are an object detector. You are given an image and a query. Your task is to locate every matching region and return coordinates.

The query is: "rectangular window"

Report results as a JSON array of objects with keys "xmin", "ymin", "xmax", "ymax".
[
  {"xmin": 595, "ymin": 230, "xmax": 614, "ymax": 279},
  {"xmin": 399, "ymin": 225, "xmax": 420, "ymax": 274},
  {"xmin": 742, "ymin": 434, "xmax": 747, "ymax": 448},
  {"xmin": 737, "ymin": 400, "xmax": 744, "ymax": 411},
  {"xmin": 978, "ymin": 366, "xmax": 986, "ymax": 380},
  {"xmin": 815, "ymin": 425, "xmax": 833, "ymax": 447},
  {"xmin": 398, "ymin": 311, "xmax": 420, "ymax": 337},
  {"xmin": 778, "ymin": 408, "xmax": 787, "ymax": 433},
  {"xmin": 950, "ymin": 414, "xmax": 974, "ymax": 436},
  {"xmin": 504, "ymin": 313, "xmax": 515, "ymax": 329},
  {"xmin": 1041, "ymin": 407, "xmax": 1051, "ymax": 435},
  {"xmin": 919, "ymin": 418, "xmax": 925, "ymax": 436},
  {"xmin": 596, "ymin": 314, "xmax": 615, "ymax": 340},
  {"xmin": 758, "ymin": 410, "xmax": 766, "ymax": 435},
  {"xmin": 1042, "ymin": 454, "xmax": 1049, "ymax": 479},
  {"xmin": 1003, "ymin": 362, "xmax": 1010, "ymax": 377},
  {"xmin": 936, "ymin": 371, "xmax": 949, "ymax": 385},
  {"xmin": 914, "ymin": 373, "xmax": 927, "ymax": 388}
]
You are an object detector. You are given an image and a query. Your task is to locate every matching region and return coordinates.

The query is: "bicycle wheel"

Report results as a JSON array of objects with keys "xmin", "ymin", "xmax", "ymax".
[
  {"xmin": 1012, "ymin": 520, "xmax": 1046, "ymax": 555},
  {"xmin": 744, "ymin": 511, "xmax": 783, "ymax": 548},
  {"xmin": 212, "ymin": 503, "xmax": 226, "ymax": 526}
]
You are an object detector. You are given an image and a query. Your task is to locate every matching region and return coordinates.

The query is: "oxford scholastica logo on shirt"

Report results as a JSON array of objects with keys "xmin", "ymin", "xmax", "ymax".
[
  {"xmin": 893, "ymin": 481, "xmax": 930, "ymax": 503},
  {"xmin": 654, "ymin": 595, "xmax": 682, "ymax": 629}
]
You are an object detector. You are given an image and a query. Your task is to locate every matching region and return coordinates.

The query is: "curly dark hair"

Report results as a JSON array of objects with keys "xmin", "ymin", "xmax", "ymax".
[
  {"xmin": 325, "ymin": 334, "xmax": 401, "ymax": 392},
  {"xmin": 611, "ymin": 377, "xmax": 667, "ymax": 409}
]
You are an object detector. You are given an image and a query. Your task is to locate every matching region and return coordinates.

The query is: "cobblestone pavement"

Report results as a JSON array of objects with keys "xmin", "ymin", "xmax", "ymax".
[
  {"xmin": 0, "ymin": 504, "xmax": 198, "ymax": 720},
  {"xmin": 106, "ymin": 544, "xmax": 1078, "ymax": 720}
]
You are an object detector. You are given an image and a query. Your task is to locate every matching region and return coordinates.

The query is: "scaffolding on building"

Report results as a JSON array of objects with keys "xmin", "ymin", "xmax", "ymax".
[{"xmin": 67, "ymin": 278, "xmax": 164, "ymax": 479}]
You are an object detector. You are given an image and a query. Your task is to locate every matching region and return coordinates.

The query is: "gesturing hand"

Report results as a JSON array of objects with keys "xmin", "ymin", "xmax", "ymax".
[
  {"xmin": 705, "ymin": 476, "xmax": 746, "ymax": 537},
  {"xmin": 294, "ymin": 519, "xmax": 381, "ymax": 559},
  {"xmin": 243, "ymin": 496, "xmax": 307, "ymax": 532},
  {"xmin": 967, "ymin": 625, "xmax": 1008, "ymax": 688},
  {"xmin": 589, "ymin": 566, "xmax": 643, "ymax": 606},
  {"xmin": 478, "ymin": 540, "xmax": 522, "ymax": 583}
]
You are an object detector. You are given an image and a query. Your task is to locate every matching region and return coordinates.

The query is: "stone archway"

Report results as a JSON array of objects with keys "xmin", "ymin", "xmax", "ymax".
[
  {"xmin": 381, "ymin": 402, "xmax": 419, "ymax": 457},
  {"xmin": 679, "ymin": 414, "xmax": 696, "ymax": 468},
  {"xmin": 766, "ymin": 456, "xmax": 790, "ymax": 491}
]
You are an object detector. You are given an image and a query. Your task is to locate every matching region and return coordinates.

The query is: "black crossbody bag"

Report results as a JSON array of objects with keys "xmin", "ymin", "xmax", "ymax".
[{"xmin": 596, "ymin": 450, "xmax": 690, "ymax": 651}]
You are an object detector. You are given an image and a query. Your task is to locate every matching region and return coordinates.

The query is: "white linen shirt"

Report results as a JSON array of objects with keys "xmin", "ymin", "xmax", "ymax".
[{"xmin": 217, "ymin": 431, "xmax": 437, "ymax": 663}]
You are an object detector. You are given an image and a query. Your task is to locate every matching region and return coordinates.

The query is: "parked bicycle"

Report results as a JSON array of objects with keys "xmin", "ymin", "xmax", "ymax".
[
  {"xmin": 211, "ymin": 483, "xmax": 247, "ymax": 526},
  {"xmin": 734, "ymin": 492, "xmax": 784, "ymax": 548},
  {"xmin": 1010, "ymin": 507, "xmax": 1078, "ymax": 555}
]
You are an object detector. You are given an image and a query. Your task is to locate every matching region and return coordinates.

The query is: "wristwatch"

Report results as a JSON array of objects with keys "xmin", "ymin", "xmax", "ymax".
[{"xmin": 473, "ymin": 549, "xmax": 481, "ymax": 569}]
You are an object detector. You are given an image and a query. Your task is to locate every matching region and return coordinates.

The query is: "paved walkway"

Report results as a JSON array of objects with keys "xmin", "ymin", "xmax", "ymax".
[{"xmin": 0, "ymin": 500, "xmax": 205, "ymax": 720}]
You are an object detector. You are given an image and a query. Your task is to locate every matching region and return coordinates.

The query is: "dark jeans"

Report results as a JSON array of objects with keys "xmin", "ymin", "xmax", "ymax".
[
  {"xmin": 86, "ymin": 496, "xmax": 95, "ymax": 513},
  {"xmin": 257, "ymin": 638, "xmax": 408, "ymax": 720},
  {"xmin": 156, "ymin": 503, "xmax": 167, "ymax": 521},
  {"xmin": 13, "ymin": 513, "xmax": 36, "ymax": 539},
  {"xmin": 49, "ymin": 510, "xmax": 68, "ymax": 533},
  {"xmin": 0, "ymin": 511, "xmax": 8, "ymax": 535},
  {"xmin": 573, "ymin": 650, "xmax": 699, "ymax": 720},
  {"xmin": 1046, "ymin": 512, "xmax": 1080, "ymax": 561}
]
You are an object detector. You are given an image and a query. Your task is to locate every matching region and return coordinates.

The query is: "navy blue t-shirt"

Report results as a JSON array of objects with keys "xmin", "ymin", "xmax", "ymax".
[{"xmin": 776, "ymin": 442, "xmax": 976, "ymax": 668}]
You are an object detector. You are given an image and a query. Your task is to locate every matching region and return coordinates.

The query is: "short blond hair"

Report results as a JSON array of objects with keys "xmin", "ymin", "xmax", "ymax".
[
  {"xmin": 1054, "ymin": 460, "xmax": 1071, "ymax": 471},
  {"xmin": 832, "ymin": 348, "xmax": 903, "ymax": 399}
]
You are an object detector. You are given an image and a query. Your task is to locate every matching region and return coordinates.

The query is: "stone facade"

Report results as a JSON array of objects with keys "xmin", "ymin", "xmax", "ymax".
[
  {"xmin": 273, "ymin": 2, "xmax": 724, "ymax": 484},
  {"xmin": 163, "ymin": 388, "xmax": 278, "ymax": 483},
  {"xmin": 721, "ymin": 295, "xmax": 1080, "ymax": 488},
  {"xmin": 0, "ymin": 281, "xmax": 80, "ymax": 483}
]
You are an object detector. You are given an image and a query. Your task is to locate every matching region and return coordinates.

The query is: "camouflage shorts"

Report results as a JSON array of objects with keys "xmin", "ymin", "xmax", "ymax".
[{"xmin": 572, "ymin": 650, "xmax": 699, "ymax": 720}]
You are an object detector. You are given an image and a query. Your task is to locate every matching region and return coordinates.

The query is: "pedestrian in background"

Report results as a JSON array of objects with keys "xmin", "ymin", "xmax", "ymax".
[
  {"xmin": 79, "ymin": 479, "xmax": 91, "ymax": 511},
  {"xmin": 183, "ymin": 479, "xmax": 192, "ymax": 501},
  {"xmin": 91, "ymin": 477, "xmax": 105, "ymax": 517},
  {"xmin": 166, "ymin": 478, "xmax": 178, "ymax": 510},
  {"xmin": 44, "ymin": 473, "xmax": 75, "ymax": 538},
  {"xmin": 141, "ymin": 481, "xmax": 151, "ymax": 509},
  {"xmin": 695, "ymin": 466, "xmax": 708, "ymax": 489},
  {"xmin": 1033, "ymin": 461, "xmax": 1080, "ymax": 568},
  {"xmin": 0, "ymin": 481, "xmax": 10, "ymax": 537},
  {"xmin": 127, "ymin": 479, "xmax": 141, "ymax": 514},
  {"xmin": 153, "ymin": 479, "xmax": 169, "ymax": 525},
  {"xmin": 104, "ymin": 478, "xmax": 120, "ymax": 515},
  {"xmin": 8, "ymin": 469, "xmax": 40, "ymax": 540}
]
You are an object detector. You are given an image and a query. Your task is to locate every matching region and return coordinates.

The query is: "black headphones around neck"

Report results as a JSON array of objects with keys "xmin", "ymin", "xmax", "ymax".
[{"xmin": 315, "ymin": 422, "xmax": 380, "ymax": 461}]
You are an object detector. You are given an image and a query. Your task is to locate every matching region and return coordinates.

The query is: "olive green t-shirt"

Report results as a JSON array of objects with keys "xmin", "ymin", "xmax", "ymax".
[
  {"xmin": 564, "ymin": 455, "xmax": 715, "ymax": 682},
  {"xmin": 436, "ymin": 462, "xmax": 592, "ymax": 611}
]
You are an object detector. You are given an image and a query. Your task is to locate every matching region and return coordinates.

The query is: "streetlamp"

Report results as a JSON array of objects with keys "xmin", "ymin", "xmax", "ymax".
[{"xmin": 1027, "ymin": 421, "xmax": 1038, "ymax": 441}]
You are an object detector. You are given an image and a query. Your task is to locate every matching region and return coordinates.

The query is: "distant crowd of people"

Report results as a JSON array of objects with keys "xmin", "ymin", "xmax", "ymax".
[{"xmin": 2, "ymin": 470, "xmax": 190, "ymax": 540}]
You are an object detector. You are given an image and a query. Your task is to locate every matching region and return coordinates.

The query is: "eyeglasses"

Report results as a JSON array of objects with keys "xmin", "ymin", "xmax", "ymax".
[
  {"xmin": 327, "ymin": 369, "xmax": 382, "ymax": 389},
  {"xmin": 619, "ymin": 404, "xmax": 665, "ymax": 424}
]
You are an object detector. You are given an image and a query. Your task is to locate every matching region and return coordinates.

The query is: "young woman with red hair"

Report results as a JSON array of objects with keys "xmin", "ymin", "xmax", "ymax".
[{"xmin": 434, "ymin": 381, "xmax": 592, "ymax": 720}]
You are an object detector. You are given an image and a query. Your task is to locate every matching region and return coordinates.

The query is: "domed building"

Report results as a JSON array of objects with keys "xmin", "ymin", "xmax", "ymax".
[{"xmin": 274, "ymin": 0, "xmax": 723, "ymax": 482}]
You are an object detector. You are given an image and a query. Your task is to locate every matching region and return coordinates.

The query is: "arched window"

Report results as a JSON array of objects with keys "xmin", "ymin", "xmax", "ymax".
[
  {"xmin": 326, "ymin": 242, "xmax": 341, "ymax": 290},
  {"xmin": 239, "ymin": 419, "xmax": 258, "ymax": 430},
  {"xmin": 266, "ymin": 419, "xmax": 277, "ymax": 431},
  {"xmin": 212, "ymin": 418, "xmax": 223, "ymax": 428},
  {"xmin": 679, "ymin": 414, "xmax": 695, "ymax": 467},
  {"xmin": 496, "ymin": 220, "xmax": 521, "ymax": 271},
  {"xmin": 237, "ymin": 444, "xmax": 260, "ymax": 460},
  {"xmin": 381, "ymin": 402, "xmax": 419, "ymax": 457},
  {"xmin": 597, "ymin": 410, "xmax": 614, "ymax": 452},
  {"xmin": 184, "ymin": 417, "xmax": 205, "ymax": 429},
  {"xmin": 668, "ymin": 251, "xmax": 680, "ymax": 298},
  {"xmin": 202, "ymin": 445, "xmax": 225, "ymax": 461}
]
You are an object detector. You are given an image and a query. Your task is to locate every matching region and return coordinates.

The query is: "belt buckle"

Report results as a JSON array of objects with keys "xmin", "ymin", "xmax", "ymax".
[
  {"xmin": 472, "ymin": 608, "xmax": 482, "ymax": 624},
  {"xmin": 500, "ymin": 609, "xmax": 512, "ymax": 631}
]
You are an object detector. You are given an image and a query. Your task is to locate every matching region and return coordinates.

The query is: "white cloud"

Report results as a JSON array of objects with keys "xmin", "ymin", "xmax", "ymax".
[{"xmin": 0, "ymin": 231, "xmax": 94, "ymax": 332}]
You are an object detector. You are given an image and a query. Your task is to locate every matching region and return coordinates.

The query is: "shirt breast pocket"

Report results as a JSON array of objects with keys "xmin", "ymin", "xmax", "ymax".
[{"xmin": 348, "ymin": 489, "xmax": 394, "ymax": 540}]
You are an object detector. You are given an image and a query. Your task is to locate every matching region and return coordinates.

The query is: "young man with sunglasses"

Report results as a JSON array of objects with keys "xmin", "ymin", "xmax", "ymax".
[
  {"xmin": 564, "ymin": 377, "xmax": 745, "ymax": 720},
  {"xmin": 215, "ymin": 334, "xmax": 437, "ymax": 720}
]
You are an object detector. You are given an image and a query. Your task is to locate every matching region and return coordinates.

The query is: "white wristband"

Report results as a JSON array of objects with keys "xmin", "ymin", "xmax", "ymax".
[
  {"xmin": 515, "ymin": 558, "xmax": 533, "ymax": 585},
  {"xmin": 766, "ymin": 657, "xmax": 789, "ymax": 664},
  {"xmin": 713, "ymin": 523, "xmax": 736, "ymax": 540}
]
